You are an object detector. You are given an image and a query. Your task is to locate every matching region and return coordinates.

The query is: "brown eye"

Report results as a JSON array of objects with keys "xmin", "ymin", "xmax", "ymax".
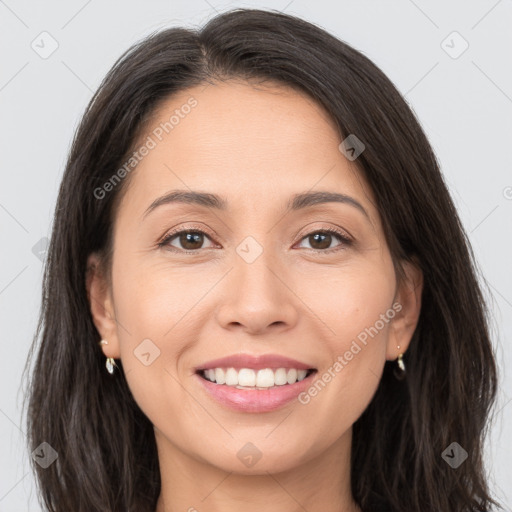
[
  {"xmin": 178, "ymin": 232, "xmax": 204, "ymax": 250},
  {"xmin": 161, "ymin": 230, "xmax": 215, "ymax": 251},
  {"xmin": 297, "ymin": 229, "xmax": 351, "ymax": 252},
  {"xmin": 308, "ymin": 232, "xmax": 332, "ymax": 250}
]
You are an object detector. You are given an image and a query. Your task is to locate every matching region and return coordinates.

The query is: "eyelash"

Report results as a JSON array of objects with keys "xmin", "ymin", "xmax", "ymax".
[{"xmin": 157, "ymin": 226, "xmax": 352, "ymax": 254}]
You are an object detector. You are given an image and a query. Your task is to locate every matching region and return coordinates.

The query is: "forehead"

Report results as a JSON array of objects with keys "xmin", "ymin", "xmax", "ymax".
[
  {"xmin": 142, "ymin": 79, "xmax": 340, "ymax": 164},
  {"xmin": 118, "ymin": 80, "xmax": 377, "ymax": 222}
]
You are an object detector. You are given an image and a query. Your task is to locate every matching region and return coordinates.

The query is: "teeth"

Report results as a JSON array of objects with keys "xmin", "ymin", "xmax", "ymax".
[
  {"xmin": 297, "ymin": 369, "xmax": 308, "ymax": 381},
  {"xmin": 225, "ymin": 368, "xmax": 238, "ymax": 386},
  {"xmin": 214, "ymin": 368, "xmax": 225, "ymax": 384},
  {"xmin": 201, "ymin": 367, "xmax": 311, "ymax": 388},
  {"xmin": 256, "ymin": 368, "xmax": 274, "ymax": 388},
  {"xmin": 287, "ymin": 368, "xmax": 297, "ymax": 384},
  {"xmin": 239, "ymin": 368, "xmax": 256, "ymax": 387},
  {"xmin": 274, "ymin": 368, "xmax": 288, "ymax": 385}
]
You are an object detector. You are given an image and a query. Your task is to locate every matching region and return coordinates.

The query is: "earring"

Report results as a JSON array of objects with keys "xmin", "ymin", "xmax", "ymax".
[
  {"xmin": 106, "ymin": 357, "xmax": 117, "ymax": 374},
  {"xmin": 393, "ymin": 346, "xmax": 406, "ymax": 380},
  {"xmin": 98, "ymin": 340, "xmax": 117, "ymax": 375}
]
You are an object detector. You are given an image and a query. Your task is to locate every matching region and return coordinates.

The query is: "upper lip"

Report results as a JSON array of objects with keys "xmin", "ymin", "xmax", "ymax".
[{"xmin": 195, "ymin": 353, "xmax": 316, "ymax": 371}]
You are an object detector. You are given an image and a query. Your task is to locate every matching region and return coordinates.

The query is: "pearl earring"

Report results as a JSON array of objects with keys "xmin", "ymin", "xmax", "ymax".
[
  {"xmin": 394, "ymin": 345, "xmax": 406, "ymax": 380},
  {"xmin": 106, "ymin": 357, "xmax": 117, "ymax": 374},
  {"xmin": 98, "ymin": 339, "xmax": 117, "ymax": 375}
]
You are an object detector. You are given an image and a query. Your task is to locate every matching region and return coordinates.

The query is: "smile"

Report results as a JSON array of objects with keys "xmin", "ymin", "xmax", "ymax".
[
  {"xmin": 198, "ymin": 367, "xmax": 315, "ymax": 389},
  {"xmin": 195, "ymin": 367, "xmax": 318, "ymax": 413}
]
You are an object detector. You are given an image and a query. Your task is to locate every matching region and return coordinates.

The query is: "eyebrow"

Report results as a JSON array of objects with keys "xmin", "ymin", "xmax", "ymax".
[{"xmin": 142, "ymin": 189, "xmax": 370, "ymax": 221}]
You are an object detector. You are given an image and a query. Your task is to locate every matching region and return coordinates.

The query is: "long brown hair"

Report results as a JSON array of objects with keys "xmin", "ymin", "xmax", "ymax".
[{"xmin": 22, "ymin": 8, "xmax": 499, "ymax": 511}]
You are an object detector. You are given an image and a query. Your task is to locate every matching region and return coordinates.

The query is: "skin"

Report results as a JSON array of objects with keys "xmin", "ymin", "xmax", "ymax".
[{"xmin": 87, "ymin": 80, "xmax": 423, "ymax": 512}]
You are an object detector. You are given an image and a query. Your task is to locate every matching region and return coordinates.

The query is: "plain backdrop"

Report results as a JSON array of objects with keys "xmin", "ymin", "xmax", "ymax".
[{"xmin": 1, "ymin": 0, "xmax": 511, "ymax": 510}]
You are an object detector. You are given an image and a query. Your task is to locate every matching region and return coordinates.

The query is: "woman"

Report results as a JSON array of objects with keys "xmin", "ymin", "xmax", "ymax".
[{"xmin": 23, "ymin": 8, "xmax": 500, "ymax": 512}]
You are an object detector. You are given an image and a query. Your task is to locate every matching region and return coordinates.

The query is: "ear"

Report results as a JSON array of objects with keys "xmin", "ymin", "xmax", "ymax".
[
  {"xmin": 386, "ymin": 258, "xmax": 423, "ymax": 360},
  {"xmin": 86, "ymin": 253, "xmax": 121, "ymax": 359}
]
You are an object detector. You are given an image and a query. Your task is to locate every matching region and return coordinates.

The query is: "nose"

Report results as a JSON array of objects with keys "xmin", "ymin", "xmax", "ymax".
[{"xmin": 215, "ymin": 248, "xmax": 299, "ymax": 335}]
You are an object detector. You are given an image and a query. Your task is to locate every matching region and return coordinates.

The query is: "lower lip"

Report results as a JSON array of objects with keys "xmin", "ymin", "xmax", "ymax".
[{"xmin": 195, "ymin": 371, "xmax": 316, "ymax": 413}]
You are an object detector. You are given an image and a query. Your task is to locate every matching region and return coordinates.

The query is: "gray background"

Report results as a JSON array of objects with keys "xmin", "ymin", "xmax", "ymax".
[{"xmin": 1, "ymin": 0, "xmax": 511, "ymax": 510}]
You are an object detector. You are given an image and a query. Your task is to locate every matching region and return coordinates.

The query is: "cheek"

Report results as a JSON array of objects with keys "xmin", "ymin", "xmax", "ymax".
[
  {"xmin": 296, "ymin": 259, "xmax": 396, "ymax": 347},
  {"xmin": 111, "ymin": 268, "xmax": 198, "ymax": 445},
  {"xmin": 112, "ymin": 255, "xmax": 199, "ymax": 340},
  {"xmin": 109, "ymin": 257, "xmax": 195, "ymax": 407},
  {"xmin": 294, "ymin": 264, "xmax": 395, "ymax": 416}
]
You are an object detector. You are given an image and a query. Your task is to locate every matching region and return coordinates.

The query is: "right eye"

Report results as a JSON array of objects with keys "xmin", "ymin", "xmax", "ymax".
[{"xmin": 158, "ymin": 229, "xmax": 217, "ymax": 253}]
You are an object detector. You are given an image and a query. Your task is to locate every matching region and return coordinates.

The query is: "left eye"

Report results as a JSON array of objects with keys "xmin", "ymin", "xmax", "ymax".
[{"xmin": 296, "ymin": 229, "xmax": 350, "ymax": 251}]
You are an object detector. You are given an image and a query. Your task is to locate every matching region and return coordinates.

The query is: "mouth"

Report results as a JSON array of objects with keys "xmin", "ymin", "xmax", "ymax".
[
  {"xmin": 195, "ymin": 366, "xmax": 318, "ymax": 413},
  {"xmin": 196, "ymin": 367, "xmax": 317, "ymax": 390}
]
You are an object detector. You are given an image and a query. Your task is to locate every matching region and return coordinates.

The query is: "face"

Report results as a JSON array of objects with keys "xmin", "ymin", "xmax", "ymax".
[{"xmin": 88, "ymin": 80, "xmax": 422, "ymax": 475}]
